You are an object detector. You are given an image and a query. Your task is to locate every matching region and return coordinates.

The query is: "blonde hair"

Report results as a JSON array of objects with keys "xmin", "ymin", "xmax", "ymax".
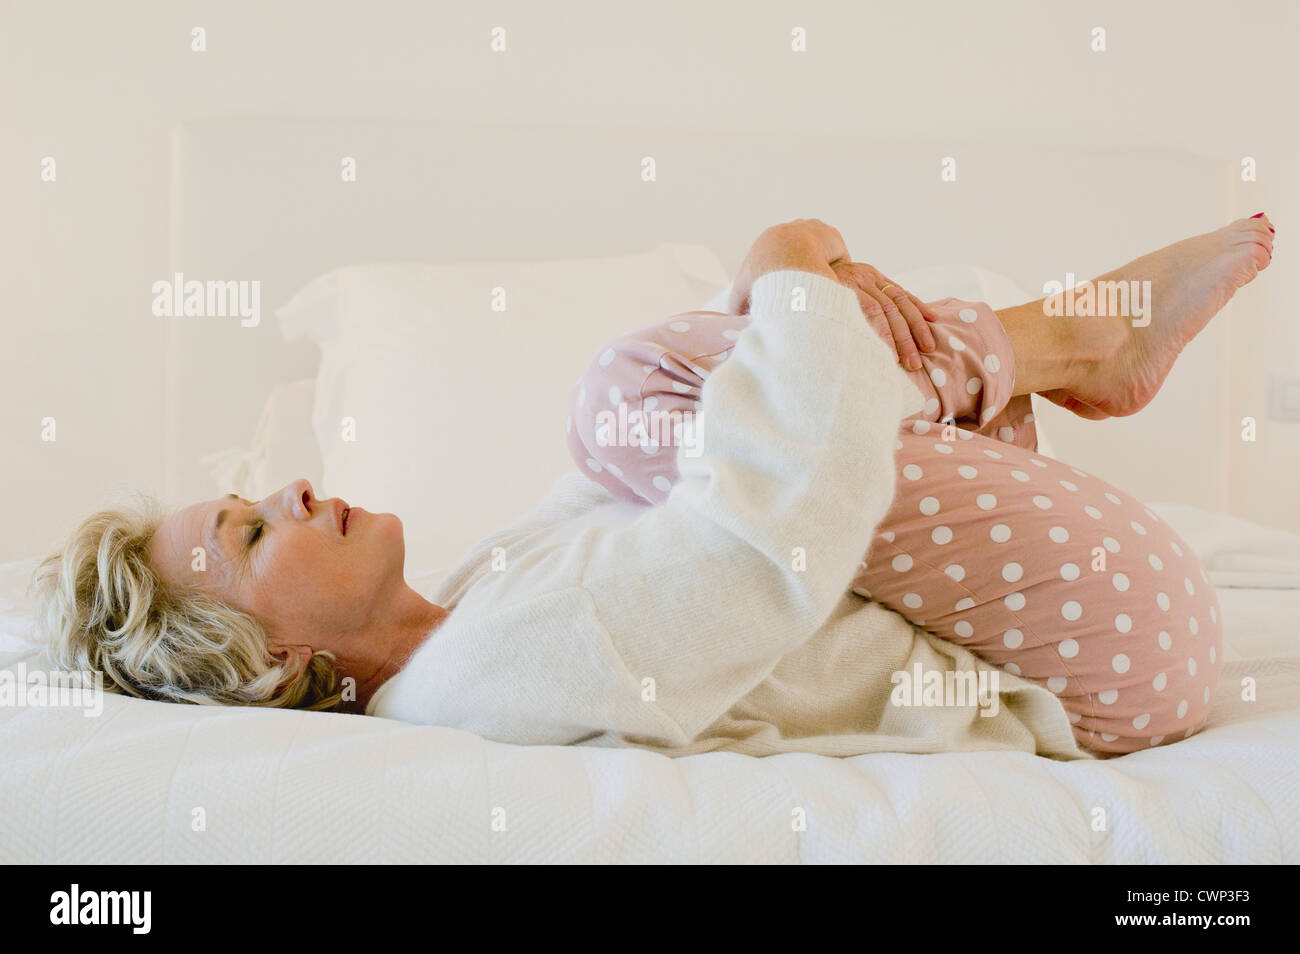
[{"xmin": 32, "ymin": 498, "xmax": 343, "ymax": 710}]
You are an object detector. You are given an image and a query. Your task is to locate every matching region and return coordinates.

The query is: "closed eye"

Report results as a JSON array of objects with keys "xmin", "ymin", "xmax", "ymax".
[{"xmin": 246, "ymin": 521, "xmax": 265, "ymax": 548}]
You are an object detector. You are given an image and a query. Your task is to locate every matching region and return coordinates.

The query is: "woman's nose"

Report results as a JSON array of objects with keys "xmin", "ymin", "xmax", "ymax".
[{"xmin": 276, "ymin": 478, "xmax": 316, "ymax": 520}]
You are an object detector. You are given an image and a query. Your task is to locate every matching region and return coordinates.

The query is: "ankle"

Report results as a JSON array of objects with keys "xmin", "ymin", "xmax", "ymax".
[{"xmin": 998, "ymin": 299, "xmax": 1098, "ymax": 397}]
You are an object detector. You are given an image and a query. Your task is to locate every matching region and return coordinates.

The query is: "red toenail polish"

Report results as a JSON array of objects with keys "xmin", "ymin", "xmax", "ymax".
[
  {"xmin": 1251, "ymin": 212, "xmax": 1265, "ymax": 218},
  {"xmin": 1269, "ymin": 227, "xmax": 1275, "ymax": 233}
]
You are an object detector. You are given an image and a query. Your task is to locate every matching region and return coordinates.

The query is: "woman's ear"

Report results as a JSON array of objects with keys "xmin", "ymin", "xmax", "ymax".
[{"xmin": 269, "ymin": 641, "xmax": 314, "ymax": 670}]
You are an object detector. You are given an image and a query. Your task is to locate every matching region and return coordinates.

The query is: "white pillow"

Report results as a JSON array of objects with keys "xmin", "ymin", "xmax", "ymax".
[
  {"xmin": 275, "ymin": 243, "xmax": 729, "ymax": 575},
  {"xmin": 200, "ymin": 379, "xmax": 323, "ymax": 500}
]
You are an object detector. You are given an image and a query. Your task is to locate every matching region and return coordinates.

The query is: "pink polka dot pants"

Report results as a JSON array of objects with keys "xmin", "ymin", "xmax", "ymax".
[{"xmin": 567, "ymin": 298, "xmax": 1223, "ymax": 756}]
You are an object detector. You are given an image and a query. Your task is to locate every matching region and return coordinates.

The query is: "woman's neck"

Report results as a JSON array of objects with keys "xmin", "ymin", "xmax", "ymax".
[{"xmin": 340, "ymin": 585, "xmax": 448, "ymax": 713}]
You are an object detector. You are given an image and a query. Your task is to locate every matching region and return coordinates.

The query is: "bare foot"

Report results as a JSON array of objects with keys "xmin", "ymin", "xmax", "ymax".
[{"xmin": 1039, "ymin": 214, "xmax": 1275, "ymax": 418}]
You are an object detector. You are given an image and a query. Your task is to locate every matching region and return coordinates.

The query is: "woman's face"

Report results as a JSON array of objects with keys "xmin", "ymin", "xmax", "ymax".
[{"xmin": 149, "ymin": 479, "xmax": 407, "ymax": 656}]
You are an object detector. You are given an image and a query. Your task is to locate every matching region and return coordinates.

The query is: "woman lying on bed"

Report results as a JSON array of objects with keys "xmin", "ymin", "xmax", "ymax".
[{"xmin": 34, "ymin": 214, "xmax": 1276, "ymax": 757}]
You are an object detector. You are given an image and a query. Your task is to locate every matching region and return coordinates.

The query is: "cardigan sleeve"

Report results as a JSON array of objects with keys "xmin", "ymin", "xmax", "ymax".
[{"xmin": 567, "ymin": 269, "xmax": 928, "ymax": 740}]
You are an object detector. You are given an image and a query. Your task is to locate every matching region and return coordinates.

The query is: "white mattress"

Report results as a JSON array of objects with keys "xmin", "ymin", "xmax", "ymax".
[{"xmin": 2, "ymin": 504, "xmax": 1298, "ymax": 864}]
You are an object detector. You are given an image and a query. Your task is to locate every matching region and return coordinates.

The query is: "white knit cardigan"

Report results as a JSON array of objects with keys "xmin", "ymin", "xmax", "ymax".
[{"xmin": 369, "ymin": 270, "xmax": 1088, "ymax": 760}]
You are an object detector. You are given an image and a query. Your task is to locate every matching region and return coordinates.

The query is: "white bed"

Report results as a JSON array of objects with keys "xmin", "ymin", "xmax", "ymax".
[
  {"xmin": 3, "ymin": 122, "xmax": 1295, "ymax": 864},
  {"xmin": 2, "ymin": 521, "xmax": 1298, "ymax": 864},
  {"xmin": 4, "ymin": 258, "xmax": 1299, "ymax": 863}
]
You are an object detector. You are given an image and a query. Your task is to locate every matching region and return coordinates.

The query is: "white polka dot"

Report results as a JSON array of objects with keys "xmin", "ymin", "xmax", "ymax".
[
  {"xmin": 1149, "ymin": 735, "xmax": 1164, "ymax": 746},
  {"xmin": 912, "ymin": 420, "xmax": 931, "ymax": 435},
  {"xmin": 902, "ymin": 463, "xmax": 923, "ymax": 480},
  {"xmin": 1098, "ymin": 690, "xmax": 1118, "ymax": 705},
  {"xmin": 976, "ymin": 494, "xmax": 997, "ymax": 511},
  {"xmin": 669, "ymin": 320, "xmax": 691, "ymax": 333},
  {"xmin": 566, "ymin": 415, "xmax": 572, "ymax": 433},
  {"xmin": 933, "ymin": 442, "xmax": 954, "ymax": 455},
  {"xmin": 1200, "ymin": 565, "xmax": 1209, "ymax": 583},
  {"xmin": 1084, "ymin": 506, "xmax": 1102, "ymax": 519},
  {"xmin": 944, "ymin": 564, "xmax": 964, "ymax": 583},
  {"xmin": 1156, "ymin": 592, "xmax": 1170, "ymax": 611},
  {"xmin": 1070, "ymin": 467, "xmax": 1087, "ymax": 478},
  {"xmin": 1130, "ymin": 520, "xmax": 1147, "ymax": 536},
  {"xmin": 1153, "ymin": 672, "xmax": 1167, "ymax": 691},
  {"xmin": 1176, "ymin": 700, "xmax": 1188, "ymax": 719},
  {"xmin": 1059, "ymin": 480, "xmax": 1078, "ymax": 492},
  {"xmin": 990, "ymin": 524, "xmax": 1012, "ymax": 543},
  {"xmin": 903, "ymin": 593, "xmax": 923, "ymax": 609},
  {"xmin": 957, "ymin": 465, "xmax": 978, "ymax": 479},
  {"xmin": 577, "ymin": 385, "xmax": 586, "ymax": 406},
  {"xmin": 892, "ymin": 554, "xmax": 913, "ymax": 572},
  {"xmin": 1047, "ymin": 677, "xmax": 1067, "ymax": 694},
  {"xmin": 1157, "ymin": 631, "xmax": 1172, "ymax": 650},
  {"xmin": 652, "ymin": 475, "xmax": 672, "ymax": 493},
  {"xmin": 1058, "ymin": 637, "xmax": 1079, "ymax": 657},
  {"xmin": 1112, "ymin": 573, "xmax": 1130, "ymax": 592},
  {"xmin": 1210, "ymin": 605, "xmax": 1217, "ymax": 624},
  {"xmin": 1002, "ymin": 562, "xmax": 1023, "ymax": 582},
  {"xmin": 598, "ymin": 348, "xmax": 616, "ymax": 366},
  {"xmin": 1184, "ymin": 577, "xmax": 1195, "ymax": 596},
  {"xmin": 1209, "ymin": 645, "xmax": 1216, "ymax": 664},
  {"xmin": 1101, "ymin": 732, "xmax": 1118, "ymax": 741},
  {"xmin": 1032, "ymin": 495, "xmax": 1053, "ymax": 510},
  {"xmin": 940, "ymin": 335, "xmax": 963, "ymax": 353},
  {"xmin": 1003, "ymin": 628, "xmax": 1024, "ymax": 649},
  {"xmin": 1031, "ymin": 458, "xmax": 1048, "ymax": 468},
  {"xmin": 1115, "ymin": 613, "xmax": 1132, "ymax": 633},
  {"xmin": 1010, "ymin": 470, "xmax": 1029, "ymax": 482},
  {"xmin": 1004, "ymin": 592, "xmax": 1026, "ymax": 612},
  {"xmin": 1025, "ymin": 413, "xmax": 1036, "ymax": 424},
  {"xmin": 932, "ymin": 526, "xmax": 953, "ymax": 545},
  {"xmin": 998, "ymin": 427, "xmax": 1016, "ymax": 442},
  {"xmin": 966, "ymin": 377, "xmax": 982, "ymax": 395},
  {"xmin": 1061, "ymin": 601, "xmax": 1082, "ymax": 622},
  {"xmin": 923, "ymin": 397, "xmax": 940, "ymax": 416},
  {"xmin": 608, "ymin": 386, "xmax": 623, "ymax": 405},
  {"xmin": 1132, "ymin": 713, "xmax": 1150, "ymax": 730},
  {"xmin": 955, "ymin": 597, "xmax": 975, "ymax": 611},
  {"xmin": 881, "ymin": 530, "xmax": 895, "ymax": 542},
  {"xmin": 1105, "ymin": 492, "xmax": 1122, "ymax": 505},
  {"xmin": 1188, "ymin": 616, "xmax": 1198, "ymax": 635},
  {"xmin": 958, "ymin": 307, "xmax": 978, "ymax": 323},
  {"xmin": 1170, "ymin": 541, "xmax": 1183, "ymax": 557},
  {"xmin": 1187, "ymin": 656, "xmax": 1197, "ymax": 676},
  {"xmin": 639, "ymin": 440, "xmax": 660, "ymax": 455},
  {"xmin": 1103, "ymin": 537, "xmax": 1120, "ymax": 553},
  {"xmin": 919, "ymin": 496, "xmax": 940, "ymax": 516},
  {"xmin": 585, "ymin": 457, "xmax": 602, "ymax": 472},
  {"xmin": 954, "ymin": 620, "xmax": 974, "ymax": 638},
  {"xmin": 605, "ymin": 462, "xmax": 623, "ymax": 478},
  {"xmin": 1149, "ymin": 553, "xmax": 1164, "ymax": 571},
  {"xmin": 983, "ymin": 449, "xmax": 1002, "ymax": 459},
  {"xmin": 1204, "ymin": 686, "xmax": 1211, "ymax": 704},
  {"xmin": 1049, "ymin": 526, "xmax": 1069, "ymax": 543},
  {"xmin": 984, "ymin": 354, "xmax": 1001, "ymax": 373},
  {"xmin": 930, "ymin": 368, "xmax": 947, "ymax": 388},
  {"xmin": 1112, "ymin": 653, "xmax": 1131, "ymax": 674},
  {"xmin": 1060, "ymin": 563, "xmax": 1080, "ymax": 581},
  {"xmin": 671, "ymin": 381, "xmax": 692, "ymax": 393},
  {"xmin": 981, "ymin": 407, "xmax": 996, "ymax": 423},
  {"xmin": 643, "ymin": 396, "xmax": 659, "ymax": 411}
]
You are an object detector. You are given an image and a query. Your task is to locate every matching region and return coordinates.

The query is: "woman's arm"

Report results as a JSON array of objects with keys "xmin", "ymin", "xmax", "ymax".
[{"xmin": 558, "ymin": 223, "xmax": 927, "ymax": 740}]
